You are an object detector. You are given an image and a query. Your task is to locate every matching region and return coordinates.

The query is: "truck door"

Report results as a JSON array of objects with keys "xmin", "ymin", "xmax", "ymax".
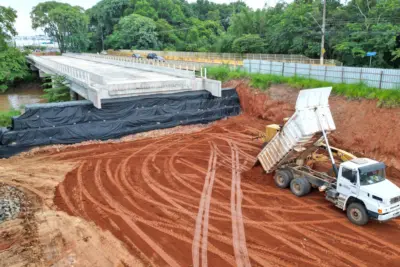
[{"xmin": 337, "ymin": 167, "xmax": 358, "ymax": 196}]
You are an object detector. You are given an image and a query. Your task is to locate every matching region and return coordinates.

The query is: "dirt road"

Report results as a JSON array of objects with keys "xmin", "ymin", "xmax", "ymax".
[{"xmin": 47, "ymin": 115, "xmax": 400, "ymax": 267}]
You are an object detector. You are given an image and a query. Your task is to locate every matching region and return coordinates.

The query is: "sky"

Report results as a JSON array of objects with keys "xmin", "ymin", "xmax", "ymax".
[{"xmin": 2, "ymin": 0, "xmax": 288, "ymax": 36}]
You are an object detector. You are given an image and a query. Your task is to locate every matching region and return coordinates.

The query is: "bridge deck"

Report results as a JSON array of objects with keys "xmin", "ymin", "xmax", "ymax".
[{"xmin": 46, "ymin": 56, "xmax": 185, "ymax": 85}]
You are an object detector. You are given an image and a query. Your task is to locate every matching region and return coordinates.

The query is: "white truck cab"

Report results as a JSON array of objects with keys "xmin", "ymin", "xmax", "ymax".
[{"xmin": 333, "ymin": 158, "xmax": 400, "ymax": 225}]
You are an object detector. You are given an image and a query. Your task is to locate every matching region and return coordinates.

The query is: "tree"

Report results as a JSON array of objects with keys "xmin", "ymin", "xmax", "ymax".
[
  {"xmin": 232, "ymin": 34, "xmax": 265, "ymax": 53},
  {"xmin": 0, "ymin": 6, "xmax": 17, "ymax": 50},
  {"xmin": 0, "ymin": 5, "xmax": 29, "ymax": 92},
  {"xmin": 333, "ymin": 0, "xmax": 400, "ymax": 67},
  {"xmin": 31, "ymin": 2, "xmax": 89, "ymax": 53},
  {"xmin": 156, "ymin": 19, "xmax": 179, "ymax": 50},
  {"xmin": 157, "ymin": 0, "xmax": 185, "ymax": 24},
  {"xmin": 87, "ymin": 0, "xmax": 130, "ymax": 51},
  {"xmin": 134, "ymin": 0, "xmax": 157, "ymax": 20},
  {"xmin": 105, "ymin": 14, "xmax": 159, "ymax": 49},
  {"xmin": 0, "ymin": 48, "xmax": 29, "ymax": 92}
]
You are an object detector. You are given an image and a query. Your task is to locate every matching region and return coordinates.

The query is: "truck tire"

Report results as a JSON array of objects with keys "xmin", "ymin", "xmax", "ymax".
[
  {"xmin": 347, "ymin": 203, "xmax": 369, "ymax": 226},
  {"xmin": 274, "ymin": 170, "xmax": 292, "ymax": 189},
  {"xmin": 290, "ymin": 177, "xmax": 311, "ymax": 197}
]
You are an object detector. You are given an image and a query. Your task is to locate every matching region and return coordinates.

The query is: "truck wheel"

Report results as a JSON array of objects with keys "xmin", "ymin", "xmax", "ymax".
[
  {"xmin": 347, "ymin": 203, "xmax": 369, "ymax": 226},
  {"xmin": 274, "ymin": 170, "xmax": 292, "ymax": 189},
  {"xmin": 290, "ymin": 177, "xmax": 311, "ymax": 197}
]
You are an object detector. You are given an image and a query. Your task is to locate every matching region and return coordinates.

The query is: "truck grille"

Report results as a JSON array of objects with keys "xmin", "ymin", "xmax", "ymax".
[{"xmin": 390, "ymin": 196, "xmax": 400, "ymax": 205}]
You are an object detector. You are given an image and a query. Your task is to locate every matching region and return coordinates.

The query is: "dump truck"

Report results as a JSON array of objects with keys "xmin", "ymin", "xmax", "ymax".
[{"xmin": 257, "ymin": 87, "xmax": 400, "ymax": 225}]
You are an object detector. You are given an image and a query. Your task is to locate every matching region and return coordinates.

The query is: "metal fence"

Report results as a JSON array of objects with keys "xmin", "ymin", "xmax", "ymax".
[
  {"xmin": 244, "ymin": 60, "xmax": 400, "ymax": 90},
  {"xmin": 108, "ymin": 50, "xmax": 341, "ymax": 66}
]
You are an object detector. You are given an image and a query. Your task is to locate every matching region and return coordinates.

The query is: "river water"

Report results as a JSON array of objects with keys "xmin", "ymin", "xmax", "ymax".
[{"xmin": 0, "ymin": 83, "xmax": 45, "ymax": 111}]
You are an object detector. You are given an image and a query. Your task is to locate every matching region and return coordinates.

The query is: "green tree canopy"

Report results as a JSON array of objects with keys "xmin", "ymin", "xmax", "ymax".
[
  {"xmin": 232, "ymin": 34, "xmax": 265, "ymax": 53},
  {"xmin": 0, "ymin": 5, "xmax": 29, "ymax": 92},
  {"xmin": 105, "ymin": 14, "xmax": 159, "ymax": 50},
  {"xmin": 31, "ymin": 1, "xmax": 89, "ymax": 53},
  {"xmin": 0, "ymin": 6, "xmax": 17, "ymax": 50}
]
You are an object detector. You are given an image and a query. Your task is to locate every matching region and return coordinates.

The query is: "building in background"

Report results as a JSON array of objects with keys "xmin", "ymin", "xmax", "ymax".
[{"xmin": 12, "ymin": 35, "xmax": 59, "ymax": 50}]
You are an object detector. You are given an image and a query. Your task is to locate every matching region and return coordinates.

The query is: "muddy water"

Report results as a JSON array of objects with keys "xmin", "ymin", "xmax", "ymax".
[{"xmin": 0, "ymin": 84, "xmax": 45, "ymax": 111}]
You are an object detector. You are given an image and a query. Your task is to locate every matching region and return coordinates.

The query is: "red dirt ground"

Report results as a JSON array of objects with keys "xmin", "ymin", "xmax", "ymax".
[
  {"xmin": 232, "ymin": 80, "xmax": 400, "ymax": 181},
  {"xmin": 0, "ymin": 80, "xmax": 387, "ymax": 266},
  {"xmin": 49, "ymin": 108, "xmax": 400, "ymax": 267}
]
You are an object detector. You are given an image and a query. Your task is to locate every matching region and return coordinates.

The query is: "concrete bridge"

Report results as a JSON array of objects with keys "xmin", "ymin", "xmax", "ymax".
[{"xmin": 27, "ymin": 53, "xmax": 221, "ymax": 109}]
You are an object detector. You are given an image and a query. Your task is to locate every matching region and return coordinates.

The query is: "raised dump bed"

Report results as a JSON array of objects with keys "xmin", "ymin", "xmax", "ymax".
[{"xmin": 257, "ymin": 87, "xmax": 336, "ymax": 173}]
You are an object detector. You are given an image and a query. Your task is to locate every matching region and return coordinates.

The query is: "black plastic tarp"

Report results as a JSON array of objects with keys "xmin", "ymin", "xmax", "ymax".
[{"xmin": 0, "ymin": 89, "xmax": 240, "ymax": 158}]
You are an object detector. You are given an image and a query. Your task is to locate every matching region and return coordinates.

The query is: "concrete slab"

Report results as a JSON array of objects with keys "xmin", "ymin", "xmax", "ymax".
[{"xmin": 46, "ymin": 56, "xmax": 186, "ymax": 85}]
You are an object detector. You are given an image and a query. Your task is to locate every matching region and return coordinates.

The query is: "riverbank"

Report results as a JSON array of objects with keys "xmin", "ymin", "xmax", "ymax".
[{"xmin": 0, "ymin": 81, "xmax": 45, "ymax": 112}]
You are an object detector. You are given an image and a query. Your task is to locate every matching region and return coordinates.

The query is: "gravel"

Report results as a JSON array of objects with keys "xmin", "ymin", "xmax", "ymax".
[{"xmin": 0, "ymin": 184, "xmax": 25, "ymax": 223}]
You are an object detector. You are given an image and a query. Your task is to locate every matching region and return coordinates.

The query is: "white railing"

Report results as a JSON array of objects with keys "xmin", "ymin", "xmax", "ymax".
[
  {"xmin": 28, "ymin": 55, "xmax": 105, "ymax": 86},
  {"xmin": 64, "ymin": 53, "xmax": 196, "ymax": 79}
]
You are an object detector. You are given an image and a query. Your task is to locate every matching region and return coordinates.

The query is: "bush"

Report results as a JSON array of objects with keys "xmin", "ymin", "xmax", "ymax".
[
  {"xmin": 42, "ymin": 75, "xmax": 70, "ymax": 102},
  {"xmin": 207, "ymin": 66, "xmax": 400, "ymax": 107},
  {"xmin": 232, "ymin": 34, "xmax": 265, "ymax": 53},
  {"xmin": 0, "ymin": 110, "xmax": 21, "ymax": 127},
  {"xmin": 0, "ymin": 48, "xmax": 29, "ymax": 92}
]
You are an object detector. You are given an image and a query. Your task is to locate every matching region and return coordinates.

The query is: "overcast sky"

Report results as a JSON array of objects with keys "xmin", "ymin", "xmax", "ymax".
[{"xmin": 2, "ymin": 0, "xmax": 289, "ymax": 36}]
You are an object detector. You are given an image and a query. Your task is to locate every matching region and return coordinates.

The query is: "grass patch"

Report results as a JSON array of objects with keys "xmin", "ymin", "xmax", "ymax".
[
  {"xmin": 207, "ymin": 66, "xmax": 400, "ymax": 108},
  {"xmin": 0, "ymin": 110, "xmax": 21, "ymax": 128}
]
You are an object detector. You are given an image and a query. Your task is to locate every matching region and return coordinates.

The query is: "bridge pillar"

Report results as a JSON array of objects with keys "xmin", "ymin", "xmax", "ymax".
[{"xmin": 70, "ymin": 89, "xmax": 79, "ymax": 101}]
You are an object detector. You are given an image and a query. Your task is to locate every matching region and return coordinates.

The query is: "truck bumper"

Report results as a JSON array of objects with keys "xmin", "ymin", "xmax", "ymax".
[{"xmin": 376, "ymin": 208, "xmax": 400, "ymax": 222}]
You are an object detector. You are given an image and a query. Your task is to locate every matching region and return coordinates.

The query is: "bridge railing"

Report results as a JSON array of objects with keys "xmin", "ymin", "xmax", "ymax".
[
  {"xmin": 27, "ymin": 55, "xmax": 106, "ymax": 86},
  {"xmin": 64, "ymin": 53, "xmax": 196, "ymax": 79}
]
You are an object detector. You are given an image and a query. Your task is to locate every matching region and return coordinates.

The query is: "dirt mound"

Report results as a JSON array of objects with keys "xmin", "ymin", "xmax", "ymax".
[
  {"xmin": 234, "ymin": 82, "xmax": 294, "ymax": 122},
  {"xmin": 227, "ymin": 80, "xmax": 400, "ymax": 180},
  {"xmin": 0, "ymin": 156, "xmax": 144, "ymax": 266}
]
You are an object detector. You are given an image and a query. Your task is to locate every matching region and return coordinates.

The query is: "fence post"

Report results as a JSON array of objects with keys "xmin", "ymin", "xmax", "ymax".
[
  {"xmin": 379, "ymin": 71, "xmax": 384, "ymax": 89},
  {"xmin": 259, "ymin": 60, "xmax": 261, "ymax": 73},
  {"xmin": 270, "ymin": 61, "xmax": 273, "ymax": 75},
  {"xmin": 309, "ymin": 64, "xmax": 311, "ymax": 79},
  {"xmin": 324, "ymin": 66, "xmax": 328, "ymax": 81},
  {"xmin": 249, "ymin": 60, "xmax": 252, "ymax": 73},
  {"xmin": 359, "ymin": 68, "xmax": 363, "ymax": 82},
  {"xmin": 294, "ymin": 63, "xmax": 297, "ymax": 77},
  {"xmin": 281, "ymin": 62, "xmax": 285, "ymax": 76},
  {"xmin": 341, "ymin": 67, "xmax": 344, "ymax": 83}
]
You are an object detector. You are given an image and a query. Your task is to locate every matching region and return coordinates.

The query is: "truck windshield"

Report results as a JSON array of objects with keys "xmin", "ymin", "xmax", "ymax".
[{"xmin": 359, "ymin": 169, "xmax": 385, "ymax": 186}]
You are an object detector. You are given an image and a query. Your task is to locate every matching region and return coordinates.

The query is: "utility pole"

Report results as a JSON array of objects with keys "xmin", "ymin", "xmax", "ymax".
[{"xmin": 320, "ymin": 0, "xmax": 327, "ymax": 65}]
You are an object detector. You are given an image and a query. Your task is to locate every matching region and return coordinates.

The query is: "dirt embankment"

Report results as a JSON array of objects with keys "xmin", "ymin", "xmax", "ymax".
[
  {"xmin": 226, "ymin": 80, "xmax": 400, "ymax": 180},
  {"xmin": 1, "ymin": 81, "xmax": 400, "ymax": 267}
]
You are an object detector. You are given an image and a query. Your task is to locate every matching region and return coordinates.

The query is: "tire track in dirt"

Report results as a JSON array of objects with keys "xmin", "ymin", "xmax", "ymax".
[
  {"xmin": 230, "ymin": 143, "xmax": 252, "ymax": 267},
  {"xmin": 136, "ymin": 138, "xmax": 236, "ymax": 266},
  {"xmin": 192, "ymin": 143, "xmax": 218, "ymax": 267},
  {"xmin": 52, "ymin": 117, "xmax": 400, "ymax": 267},
  {"xmin": 177, "ymin": 151, "xmax": 340, "ymax": 265},
  {"xmin": 90, "ymin": 158, "xmax": 182, "ymax": 267}
]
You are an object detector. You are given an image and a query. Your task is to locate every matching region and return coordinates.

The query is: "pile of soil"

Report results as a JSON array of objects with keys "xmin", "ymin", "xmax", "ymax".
[{"xmin": 227, "ymin": 80, "xmax": 400, "ymax": 181}]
